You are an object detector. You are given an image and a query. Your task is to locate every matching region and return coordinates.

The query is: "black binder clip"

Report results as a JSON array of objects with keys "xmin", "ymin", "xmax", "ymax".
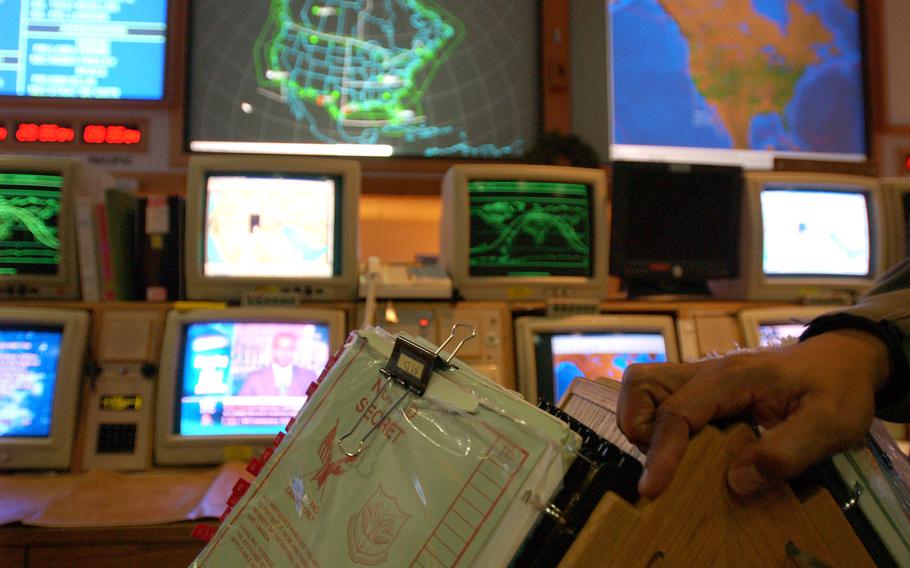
[{"xmin": 338, "ymin": 324, "xmax": 476, "ymax": 457}]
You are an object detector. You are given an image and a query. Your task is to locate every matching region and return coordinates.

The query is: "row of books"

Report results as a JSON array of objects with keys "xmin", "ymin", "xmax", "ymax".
[{"xmin": 75, "ymin": 188, "xmax": 184, "ymax": 302}]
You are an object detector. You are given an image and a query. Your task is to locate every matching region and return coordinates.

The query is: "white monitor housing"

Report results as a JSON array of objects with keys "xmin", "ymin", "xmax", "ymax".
[
  {"xmin": 514, "ymin": 314, "xmax": 679, "ymax": 404},
  {"xmin": 441, "ymin": 164, "xmax": 609, "ymax": 302},
  {"xmin": 737, "ymin": 305, "xmax": 835, "ymax": 349},
  {"xmin": 184, "ymin": 154, "xmax": 360, "ymax": 302},
  {"xmin": 0, "ymin": 307, "xmax": 89, "ymax": 470},
  {"xmin": 710, "ymin": 171, "xmax": 885, "ymax": 302},
  {"xmin": 0, "ymin": 156, "xmax": 111, "ymax": 300}
]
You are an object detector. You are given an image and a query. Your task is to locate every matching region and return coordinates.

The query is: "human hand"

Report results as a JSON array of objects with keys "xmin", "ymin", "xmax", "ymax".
[{"xmin": 617, "ymin": 329, "xmax": 890, "ymax": 498}]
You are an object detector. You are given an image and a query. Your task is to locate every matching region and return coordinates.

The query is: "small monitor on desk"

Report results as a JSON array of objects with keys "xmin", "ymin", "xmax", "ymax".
[
  {"xmin": 440, "ymin": 164, "xmax": 609, "ymax": 301},
  {"xmin": 710, "ymin": 172, "xmax": 885, "ymax": 301},
  {"xmin": 880, "ymin": 178, "xmax": 910, "ymax": 271},
  {"xmin": 0, "ymin": 156, "xmax": 92, "ymax": 300},
  {"xmin": 154, "ymin": 307, "xmax": 347, "ymax": 466},
  {"xmin": 0, "ymin": 307, "xmax": 89, "ymax": 470},
  {"xmin": 184, "ymin": 155, "xmax": 360, "ymax": 302},
  {"xmin": 514, "ymin": 315, "xmax": 679, "ymax": 404},
  {"xmin": 737, "ymin": 305, "xmax": 834, "ymax": 349}
]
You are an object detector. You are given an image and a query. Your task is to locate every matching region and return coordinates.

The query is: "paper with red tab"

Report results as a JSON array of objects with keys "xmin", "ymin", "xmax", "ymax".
[{"xmin": 189, "ymin": 328, "xmax": 580, "ymax": 567}]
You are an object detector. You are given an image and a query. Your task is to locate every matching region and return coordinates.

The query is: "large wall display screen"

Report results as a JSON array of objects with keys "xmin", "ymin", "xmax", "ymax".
[
  {"xmin": 609, "ymin": 0, "xmax": 867, "ymax": 168},
  {"xmin": 186, "ymin": 0, "xmax": 539, "ymax": 158},
  {"xmin": 0, "ymin": 0, "xmax": 168, "ymax": 100}
]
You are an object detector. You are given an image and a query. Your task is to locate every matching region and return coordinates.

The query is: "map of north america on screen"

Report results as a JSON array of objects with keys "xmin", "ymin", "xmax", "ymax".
[
  {"xmin": 188, "ymin": 0, "xmax": 537, "ymax": 158},
  {"xmin": 610, "ymin": 0, "xmax": 866, "ymax": 157}
]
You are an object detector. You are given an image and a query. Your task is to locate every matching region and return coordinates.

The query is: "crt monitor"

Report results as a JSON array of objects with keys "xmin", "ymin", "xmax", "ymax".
[
  {"xmin": 710, "ymin": 171, "xmax": 885, "ymax": 302},
  {"xmin": 609, "ymin": 161, "xmax": 743, "ymax": 297},
  {"xmin": 880, "ymin": 178, "xmax": 910, "ymax": 271},
  {"xmin": 0, "ymin": 1, "xmax": 170, "ymax": 101},
  {"xmin": 514, "ymin": 315, "xmax": 679, "ymax": 404},
  {"xmin": 440, "ymin": 164, "xmax": 609, "ymax": 301},
  {"xmin": 0, "ymin": 155, "xmax": 89, "ymax": 300},
  {"xmin": 0, "ymin": 307, "xmax": 89, "ymax": 470},
  {"xmin": 737, "ymin": 305, "xmax": 833, "ymax": 349},
  {"xmin": 155, "ymin": 307, "xmax": 347, "ymax": 466},
  {"xmin": 184, "ymin": 155, "xmax": 360, "ymax": 302}
]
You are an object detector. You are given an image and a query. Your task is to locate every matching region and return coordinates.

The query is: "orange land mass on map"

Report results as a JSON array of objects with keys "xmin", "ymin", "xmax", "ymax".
[{"xmin": 658, "ymin": 0, "xmax": 836, "ymax": 149}]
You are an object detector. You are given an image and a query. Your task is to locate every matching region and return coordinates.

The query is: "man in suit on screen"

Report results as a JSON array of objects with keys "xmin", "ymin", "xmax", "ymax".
[{"xmin": 239, "ymin": 332, "xmax": 316, "ymax": 397}]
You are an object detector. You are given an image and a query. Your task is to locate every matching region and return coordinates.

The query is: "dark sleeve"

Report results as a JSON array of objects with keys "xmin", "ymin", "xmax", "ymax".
[{"xmin": 800, "ymin": 258, "xmax": 910, "ymax": 423}]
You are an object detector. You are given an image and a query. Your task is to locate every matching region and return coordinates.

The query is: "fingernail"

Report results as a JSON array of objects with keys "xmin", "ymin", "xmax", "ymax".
[{"xmin": 727, "ymin": 464, "xmax": 768, "ymax": 495}]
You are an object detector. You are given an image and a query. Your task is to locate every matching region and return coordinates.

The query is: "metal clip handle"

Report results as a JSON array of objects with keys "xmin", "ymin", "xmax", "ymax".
[
  {"xmin": 337, "ymin": 372, "xmax": 409, "ymax": 458},
  {"xmin": 338, "ymin": 324, "xmax": 477, "ymax": 458},
  {"xmin": 435, "ymin": 323, "xmax": 477, "ymax": 365}
]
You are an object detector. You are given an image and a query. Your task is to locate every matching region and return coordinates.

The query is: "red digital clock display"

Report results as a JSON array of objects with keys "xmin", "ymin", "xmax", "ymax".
[{"xmin": 1, "ymin": 120, "xmax": 146, "ymax": 150}]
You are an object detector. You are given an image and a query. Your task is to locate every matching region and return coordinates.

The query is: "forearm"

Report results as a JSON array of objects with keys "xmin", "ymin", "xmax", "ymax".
[{"xmin": 802, "ymin": 287, "xmax": 910, "ymax": 422}]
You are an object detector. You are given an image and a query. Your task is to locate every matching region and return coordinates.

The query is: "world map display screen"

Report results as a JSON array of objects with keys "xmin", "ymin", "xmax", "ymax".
[
  {"xmin": 0, "ymin": 326, "xmax": 63, "ymax": 438},
  {"xmin": 609, "ymin": 0, "xmax": 867, "ymax": 167},
  {"xmin": 0, "ymin": 172, "xmax": 62, "ymax": 277},
  {"xmin": 534, "ymin": 331, "xmax": 668, "ymax": 403},
  {"xmin": 186, "ymin": 0, "xmax": 538, "ymax": 158},
  {"xmin": 203, "ymin": 173, "xmax": 341, "ymax": 279},
  {"xmin": 761, "ymin": 187, "xmax": 871, "ymax": 277},
  {"xmin": 467, "ymin": 180, "xmax": 594, "ymax": 278}
]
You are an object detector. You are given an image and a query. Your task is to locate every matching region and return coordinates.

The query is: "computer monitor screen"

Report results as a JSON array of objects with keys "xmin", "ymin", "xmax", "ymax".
[
  {"xmin": 0, "ymin": 308, "xmax": 88, "ymax": 470},
  {"xmin": 468, "ymin": 180, "xmax": 593, "ymax": 278},
  {"xmin": 540, "ymin": 332, "xmax": 669, "ymax": 403},
  {"xmin": 609, "ymin": 161, "xmax": 743, "ymax": 297},
  {"xmin": 441, "ymin": 164, "xmax": 609, "ymax": 301},
  {"xmin": 203, "ymin": 173, "xmax": 341, "ymax": 279},
  {"xmin": 155, "ymin": 307, "xmax": 347, "ymax": 465},
  {"xmin": 0, "ymin": 172, "xmax": 63, "ymax": 277},
  {"xmin": 757, "ymin": 323, "xmax": 807, "ymax": 347},
  {"xmin": 608, "ymin": 0, "xmax": 867, "ymax": 168},
  {"xmin": 738, "ymin": 305, "xmax": 831, "ymax": 349},
  {"xmin": 184, "ymin": 155, "xmax": 360, "ymax": 302},
  {"xmin": 177, "ymin": 321, "xmax": 330, "ymax": 437},
  {"xmin": 711, "ymin": 172, "xmax": 883, "ymax": 301},
  {"xmin": 0, "ymin": 156, "xmax": 84, "ymax": 300},
  {"xmin": 761, "ymin": 189, "xmax": 871, "ymax": 277},
  {"xmin": 0, "ymin": 326, "xmax": 64, "ymax": 438},
  {"xmin": 0, "ymin": 1, "xmax": 169, "ymax": 101},
  {"xmin": 185, "ymin": 0, "xmax": 538, "ymax": 158},
  {"xmin": 514, "ymin": 315, "xmax": 679, "ymax": 404}
]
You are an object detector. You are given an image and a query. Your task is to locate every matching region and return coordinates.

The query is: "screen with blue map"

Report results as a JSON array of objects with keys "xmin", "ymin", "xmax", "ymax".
[
  {"xmin": 468, "ymin": 180, "xmax": 594, "ymax": 277},
  {"xmin": 533, "ymin": 331, "xmax": 668, "ymax": 403},
  {"xmin": 0, "ymin": 326, "xmax": 63, "ymax": 438},
  {"xmin": 609, "ymin": 0, "xmax": 867, "ymax": 167},
  {"xmin": 0, "ymin": 0, "xmax": 168, "ymax": 100},
  {"xmin": 185, "ymin": 0, "xmax": 538, "ymax": 158}
]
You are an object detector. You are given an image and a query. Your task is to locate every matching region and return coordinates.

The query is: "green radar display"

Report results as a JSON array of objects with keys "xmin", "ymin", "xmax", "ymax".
[
  {"xmin": 186, "ymin": 0, "xmax": 538, "ymax": 158},
  {"xmin": 468, "ymin": 181, "xmax": 593, "ymax": 277},
  {"xmin": 0, "ymin": 174, "xmax": 63, "ymax": 276}
]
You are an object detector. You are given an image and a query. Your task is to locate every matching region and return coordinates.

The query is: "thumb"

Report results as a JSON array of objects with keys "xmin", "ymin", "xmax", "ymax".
[{"xmin": 726, "ymin": 403, "xmax": 861, "ymax": 496}]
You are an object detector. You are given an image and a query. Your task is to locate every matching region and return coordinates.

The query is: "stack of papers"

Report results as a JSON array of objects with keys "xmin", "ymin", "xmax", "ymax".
[{"xmin": 191, "ymin": 329, "xmax": 580, "ymax": 567}]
